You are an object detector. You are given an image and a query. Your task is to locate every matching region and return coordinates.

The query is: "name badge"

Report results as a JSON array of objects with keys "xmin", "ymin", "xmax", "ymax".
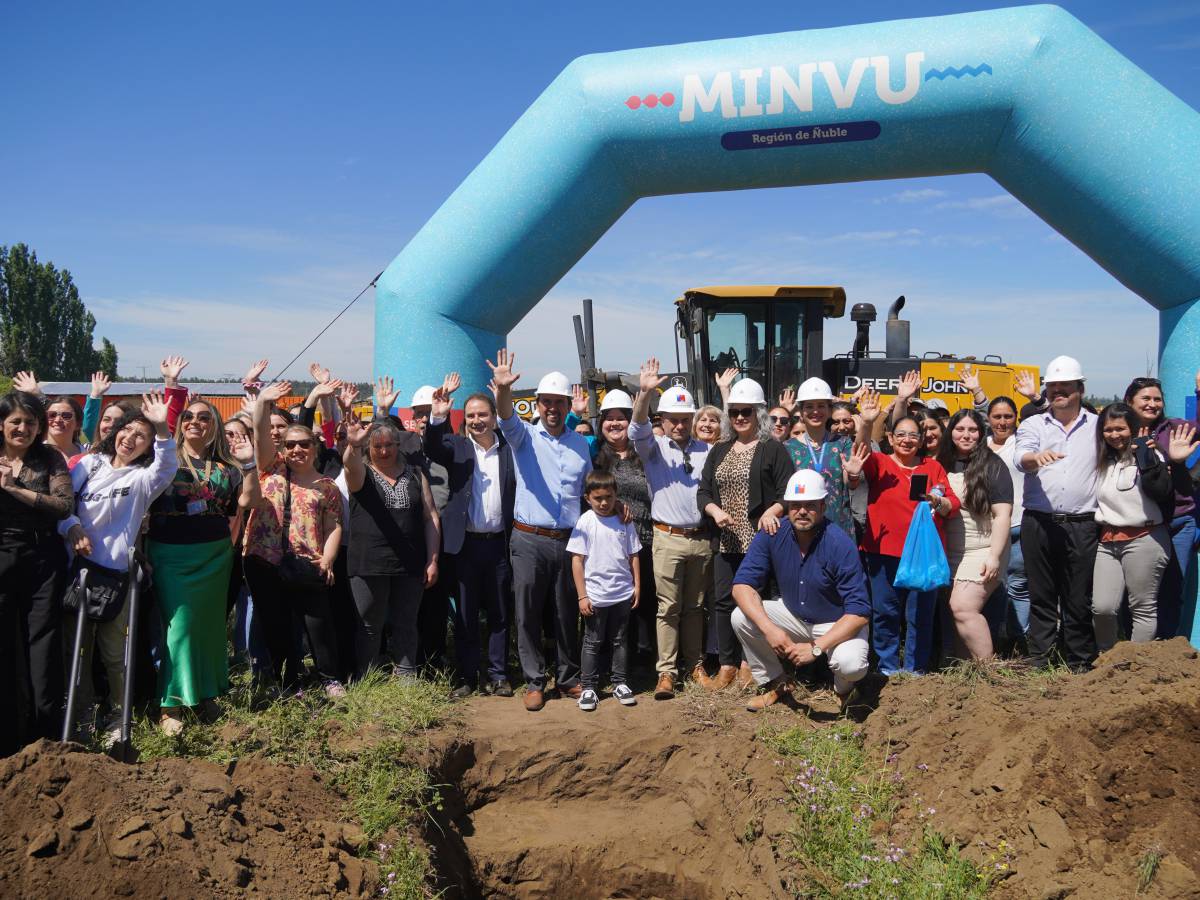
[{"xmin": 186, "ymin": 499, "xmax": 207, "ymax": 516}]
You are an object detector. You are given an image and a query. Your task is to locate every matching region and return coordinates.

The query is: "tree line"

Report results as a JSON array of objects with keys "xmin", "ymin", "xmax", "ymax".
[{"xmin": 0, "ymin": 243, "xmax": 118, "ymax": 383}]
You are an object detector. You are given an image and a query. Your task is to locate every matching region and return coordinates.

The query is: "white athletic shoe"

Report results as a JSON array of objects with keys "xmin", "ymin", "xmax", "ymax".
[
  {"xmin": 612, "ymin": 684, "xmax": 637, "ymax": 706},
  {"xmin": 578, "ymin": 689, "xmax": 599, "ymax": 711}
]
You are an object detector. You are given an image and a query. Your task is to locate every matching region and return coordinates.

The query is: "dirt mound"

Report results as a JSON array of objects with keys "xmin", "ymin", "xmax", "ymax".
[
  {"xmin": 864, "ymin": 638, "xmax": 1200, "ymax": 898},
  {"xmin": 424, "ymin": 690, "xmax": 804, "ymax": 899},
  {"xmin": 0, "ymin": 740, "xmax": 376, "ymax": 898}
]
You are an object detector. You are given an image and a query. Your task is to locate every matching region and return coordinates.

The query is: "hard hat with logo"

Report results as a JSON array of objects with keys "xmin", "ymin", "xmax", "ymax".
[
  {"xmin": 784, "ymin": 469, "xmax": 827, "ymax": 502},
  {"xmin": 657, "ymin": 386, "xmax": 697, "ymax": 414},
  {"xmin": 1044, "ymin": 355, "xmax": 1085, "ymax": 383},
  {"xmin": 727, "ymin": 378, "xmax": 767, "ymax": 406},
  {"xmin": 535, "ymin": 371, "xmax": 572, "ymax": 397},
  {"xmin": 795, "ymin": 377, "xmax": 835, "ymax": 403},
  {"xmin": 411, "ymin": 385, "xmax": 437, "ymax": 408},
  {"xmin": 599, "ymin": 389, "xmax": 633, "ymax": 412}
]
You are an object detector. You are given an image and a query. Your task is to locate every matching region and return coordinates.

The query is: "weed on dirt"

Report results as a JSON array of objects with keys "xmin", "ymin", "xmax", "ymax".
[
  {"xmin": 132, "ymin": 670, "xmax": 455, "ymax": 899},
  {"xmin": 762, "ymin": 722, "xmax": 994, "ymax": 898}
]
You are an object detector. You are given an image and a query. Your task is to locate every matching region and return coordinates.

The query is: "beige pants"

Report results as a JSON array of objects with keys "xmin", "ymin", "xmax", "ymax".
[
  {"xmin": 67, "ymin": 599, "xmax": 131, "ymax": 719},
  {"xmin": 732, "ymin": 600, "xmax": 869, "ymax": 696},
  {"xmin": 651, "ymin": 529, "xmax": 713, "ymax": 676}
]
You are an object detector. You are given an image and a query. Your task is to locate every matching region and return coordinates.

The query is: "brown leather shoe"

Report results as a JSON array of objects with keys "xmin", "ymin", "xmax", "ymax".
[
  {"xmin": 745, "ymin": 678, "xmax": 792, "ymax": 712},
  {"xmin": 710, "ymin": 665, "xmax": 738, "ymax": 691},
  {"xmin": 735, "ymin": 662, "xmax": 756, "ymax": 691},
  {"xmin": 561, "ymin": 684, "xmax": 583, "ymax": 700},
  {"xmin": 692, "ymin": 664, "xmax": 715, "ymax": 690},
  {"xmin": 654, "ymin": 672, "xmax": 675, "ymax": 700},
  {"xmin": 523, "ymin": 689, "xmax": 545, "ymax": 711}
]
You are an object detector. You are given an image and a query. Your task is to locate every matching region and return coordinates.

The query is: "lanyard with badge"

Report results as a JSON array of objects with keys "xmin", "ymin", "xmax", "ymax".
[
  {"xmin": 183, "ymin": 456, "xmax": 213, "ymax": 516},
  {"xmin": 802, "ymin": 433, "xmax": 828, "ymax": 474}
]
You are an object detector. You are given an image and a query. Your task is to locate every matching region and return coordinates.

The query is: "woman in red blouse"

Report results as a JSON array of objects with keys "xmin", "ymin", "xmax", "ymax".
[{"xmin": 850, "ymin": 392, "xmax": 960, "ymax": 674}]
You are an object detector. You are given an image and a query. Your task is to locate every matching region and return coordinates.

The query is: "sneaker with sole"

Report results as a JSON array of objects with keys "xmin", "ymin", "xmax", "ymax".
[
  {"xmin": 578, "ymin": 688, "xmax": 599, "ymax": 711},
  {"xmin": 612, "ymin": 684, "xmax": 637, "ymax": 706},
  {"xmin": 489, "ymin": 679, "xmax": 514, "ymax": 697},
  {"xmin": 450, "ymin": 683, "xmax": 475, "ymax": 700}
]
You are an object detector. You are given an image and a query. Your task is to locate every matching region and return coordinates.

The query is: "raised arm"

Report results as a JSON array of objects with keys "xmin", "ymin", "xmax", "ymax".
[
  {"xmin": 632, "ymin": 357, "xmax": 667, "ymax": 425},
  {"xmin": 486, "ymin": 349, "xmax": 520, "ymax": 422},
  {"xmin": 253, "ymin": 381, "xmax": 291, "ymax": 471},
  {"xmin": 340, "ymin": 416, "xmax": 370, "ymax": 493},
  {"xmin": 856, "ymin": 389, "xmax": 882, "ymax": 446}
]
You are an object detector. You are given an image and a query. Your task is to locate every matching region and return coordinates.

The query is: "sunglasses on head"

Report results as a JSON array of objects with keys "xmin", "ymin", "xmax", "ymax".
[
  {"xmin": 284, "ymin": 439, "xmax": 314, "ymax": 450},
  {"xmin": 181, "ymin": 411, "xmax": 213, "ymax": 423},
  {"xmin": 48, "ymin": 410, "xmax": 75, "ymax": 421},
  {"xmin": 729, "ymin": 407, "xmax": 756, "ymax": 419}
]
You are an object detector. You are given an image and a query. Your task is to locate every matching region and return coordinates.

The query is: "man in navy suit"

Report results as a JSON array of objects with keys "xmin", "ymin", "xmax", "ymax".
[{"xmin": 425, "ymin": 376, "xmax": 517, "ymax": 697}]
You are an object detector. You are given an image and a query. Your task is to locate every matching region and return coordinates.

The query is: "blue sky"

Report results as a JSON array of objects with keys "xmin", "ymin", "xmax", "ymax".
[{"xmin": 3, "ymin": 1, "xmax": 1197, "ymax": 395}]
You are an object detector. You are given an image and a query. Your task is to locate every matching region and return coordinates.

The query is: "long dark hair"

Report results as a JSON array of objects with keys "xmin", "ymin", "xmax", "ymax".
[
  {"xmin": 94, "ymin": 410, "xmax": 157, "ymax": 468},
  {"xmin": 1123, "ymin": 377, "xmax": 1164, "ymax": 425},
  {"xmin": 936, "ymin": 409, "xmax": 997, "ymax": 521},
  {"xmin": 594, "ymin": 409, "xmax": 642, "ymax": 475},
  {"xmin": 908, "ymin": 408, "xmax": 941, "ymax": 459},
  {"xmin": 1096, "ymin": 402, "xmax": 1140, "ymax": 471},
  {"xmin": 0, "ymin": 391, "xmax": 52, "ymax": 463}
]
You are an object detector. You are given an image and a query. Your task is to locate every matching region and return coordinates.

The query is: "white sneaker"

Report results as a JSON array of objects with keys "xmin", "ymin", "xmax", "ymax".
[
  {"xmin": 578, "ymin": 689, "xmax": 599, "ymax": 711},
  {"xmin": 324, "ymin": 681, "xmax": 347, "ymax": 700},
  {"xmin": 612, "ymin": 684, "xmax": 637, "ymax": 706}
]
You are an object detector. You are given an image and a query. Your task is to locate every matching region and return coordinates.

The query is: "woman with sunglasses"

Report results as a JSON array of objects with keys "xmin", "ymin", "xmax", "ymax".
[
  {"xmin": 767, "ymin": 405, "xmax": 794, "ymax": 442},
  {"xmin": 853, "ymin": 391, "xmax": 960, "ymax": 675},
  {"xmin": 935, "ymin": 409, "xmax": 1013, "ymax": 661},
  {"xmin": 58, "ymin": 394, "xmax": 178, "ymax": 743},
  {"xmin": 146, "ymin": 398, "xmax": 261, "ymax": 732},
  {"xmin": 0, "ymin": 390, "xmax": 74, "ymax": 754},
  {"xmin": 44, "ymin": 396, "xmax": 85, "ymax": 461},
  {"xmin": 1092, "ymin": 403, "xmax": 1197, "ymax": 650},
  {"xmin": 698, "ymin": 378, "xmax": 791, "ymax": 690},
  {"xmin": 1122, "ymin": 375, "xmax": 1200, "ymax": 638},
  {"xmin": 245, "ymin": 382, "xmax": 346, "ymax": 695}
]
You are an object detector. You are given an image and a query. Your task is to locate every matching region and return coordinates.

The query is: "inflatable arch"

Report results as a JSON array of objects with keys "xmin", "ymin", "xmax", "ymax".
[{"xmin": 375, "ymin": 4, "xmax": 1200, "ymax": 411}]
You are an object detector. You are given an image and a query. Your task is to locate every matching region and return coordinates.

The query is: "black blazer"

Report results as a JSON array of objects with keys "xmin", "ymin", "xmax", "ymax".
[
  {"xmin": 423, "ymin": 418, "xmax": 516, "ymax": 555},
  {"xmin": 697, "ymin": 438, "xmax": 792, "ymax": 528}
]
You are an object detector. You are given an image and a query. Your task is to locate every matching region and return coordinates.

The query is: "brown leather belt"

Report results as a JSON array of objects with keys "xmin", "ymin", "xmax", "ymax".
[
  {"xmin": 514, "ymin": 522, "xmax": 571, "ymax": 540},
  {"xmin": 653, "ymin": 521, "xmax": 707, "ymax": 538},
  {"xmin": 1099, "ymin": 524, "xmax": 1153, "ymax": 543}
]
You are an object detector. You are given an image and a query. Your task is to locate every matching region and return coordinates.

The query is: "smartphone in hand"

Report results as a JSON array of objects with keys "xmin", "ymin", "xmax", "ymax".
[{"xmin": 908, "ymin": 472, "xmax": 929, "ymax": 501}]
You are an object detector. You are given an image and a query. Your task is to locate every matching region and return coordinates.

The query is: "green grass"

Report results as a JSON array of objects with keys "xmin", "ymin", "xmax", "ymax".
[
  {"xmin": 132, "ymin": 669, "xmax": 455, "ymax": 899},
  {"xmin": 1136, "ymin": 846, "xmax": 1163, "ymax": 893},
  {"xmin": 762, "ymin": 723, "xmax": 1003, "ymax": 898}
]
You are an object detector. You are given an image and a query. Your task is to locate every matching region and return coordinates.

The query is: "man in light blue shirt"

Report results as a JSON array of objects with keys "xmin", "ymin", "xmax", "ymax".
[
  {"xmin": 491, "ymin": 349, "xmax": 592, "ymax": 711},
  {"xmin": 629, "ymin": 357, "xmax": 713, "ymax": 700}
]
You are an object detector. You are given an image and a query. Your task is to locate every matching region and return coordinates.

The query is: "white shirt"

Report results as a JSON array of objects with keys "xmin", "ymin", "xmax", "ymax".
[
  {"xmin": 467, "ymin": 433, "xmax": 504, "ymax": 533},
  {"xmin": 628, "ymin": 419, "xmax": 711, "ymax": 528},
  {"xmin": 566, "ymin": 509, "xmax": 642, "ymax": 606},
  {"xmin": 1013, "ymin": 409, "xmax": 1099, "ymax": 515},
  {"xmin": 991, "ymin": 437, "xmax": 1024, "ymax": 527}
]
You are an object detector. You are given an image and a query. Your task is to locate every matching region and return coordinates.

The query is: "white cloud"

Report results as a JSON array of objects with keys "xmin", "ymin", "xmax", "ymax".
[
  {"xmin": 873, "ymin": 188, "xmax": 949, "ymax": 204},
  {"xmin": 933, "ymin": 194, "xmax": 1031, "ymax": 219}
]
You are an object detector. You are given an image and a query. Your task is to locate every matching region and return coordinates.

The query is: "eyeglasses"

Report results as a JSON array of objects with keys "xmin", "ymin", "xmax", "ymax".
[
  {"xmin": 181, "ymin": 411, "xmax": 213, "ymax": 424},
  {"xmin": 729, "ymin": 407, "xmax": 755, "ymax": 419},
  {"xmin": 284, "ymin": 439, "xmax": 314, "ymax": 450},
  {"xmin": 892, "ymin": 431, "xmax": 920, "ymax": 440},
  {"xmin": 47, "ymin": 411, "xmax": 75, "ymax": 421}
]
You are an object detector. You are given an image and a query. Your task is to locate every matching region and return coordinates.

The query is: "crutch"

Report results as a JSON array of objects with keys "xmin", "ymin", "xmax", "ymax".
[
  {"xmin": 61, "ymin": 567, "xmax": 90, "ymax": 743},
  {"xmin": 115, "ymin": 547, "xmax": 144, "ymax": 761}
]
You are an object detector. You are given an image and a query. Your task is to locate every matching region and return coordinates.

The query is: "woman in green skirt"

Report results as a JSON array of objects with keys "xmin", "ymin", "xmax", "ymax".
[{"xmin": 147, "ymin": 398, "xmax": 260, "ymax": 734}]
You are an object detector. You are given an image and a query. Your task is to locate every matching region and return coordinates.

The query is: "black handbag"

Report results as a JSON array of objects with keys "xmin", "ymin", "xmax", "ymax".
[
  {"xmin": 278, "ymin": 469, "xmax": 327, "ymax": 589},
  {"xmin": 62, "ymin": 557, "xmax": 129, "ymax": 623}
]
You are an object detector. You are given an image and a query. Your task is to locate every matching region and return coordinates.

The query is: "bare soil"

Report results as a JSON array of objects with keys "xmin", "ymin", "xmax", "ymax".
[{"xmin": 0, "ymin": 740, "xmax": 375, "ymax": 898}]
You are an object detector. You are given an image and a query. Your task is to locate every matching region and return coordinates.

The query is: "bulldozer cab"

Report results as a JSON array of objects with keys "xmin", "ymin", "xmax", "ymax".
[{"xmin": 674, "ymin": 286, "xmax": 846, "ymax": 407}]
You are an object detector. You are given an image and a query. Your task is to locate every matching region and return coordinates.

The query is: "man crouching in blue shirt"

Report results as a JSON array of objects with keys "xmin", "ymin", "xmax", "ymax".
[{"xmin": 732, "ymin": 469, "xmax": 870, "ymax": 713}]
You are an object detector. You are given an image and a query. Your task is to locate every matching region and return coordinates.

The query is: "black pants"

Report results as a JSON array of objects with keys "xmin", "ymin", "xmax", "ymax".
[
  {"xmin": 1022, "ymin": 513, "xmax": 1099, "ymax": 668},
  {"xmin": 243, "ymin": 555, "xmax": 341, "ymax": 687},
  {"xmin": 581, "ymin": 599, "xmax": 632, "ymax": 690},
  {"xmin": 0, "ymin": 531, "xmax": 66, "ymax": 754},
  {"xmin": 712, "ymin": 551, "xmax": 746, "ymax": 668},
  {"xmin": 455, "ymin": 533, "xmax": 512, "ymax": 688},
  {"xmin": 511, "ymin": 529, "xmax": 580, "ymax": 692},
  {"xmin": 626, "ymin": 544, "xmax": 657, "ymax": 659},
  {"xmin": 418, "ymin": 552, "xmax": 453, "ymax": 673}
]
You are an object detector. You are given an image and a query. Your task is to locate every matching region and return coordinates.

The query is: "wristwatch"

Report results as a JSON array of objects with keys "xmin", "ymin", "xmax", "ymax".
[{"xmin": 811, "ymin": 643, "xmax": 824, "ymax": 658}]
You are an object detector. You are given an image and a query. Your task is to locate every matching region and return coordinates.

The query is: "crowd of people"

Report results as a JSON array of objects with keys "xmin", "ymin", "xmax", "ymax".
[{"xmin": 2, "ymin": 347, "xmax": 1199, "ymax": 752}]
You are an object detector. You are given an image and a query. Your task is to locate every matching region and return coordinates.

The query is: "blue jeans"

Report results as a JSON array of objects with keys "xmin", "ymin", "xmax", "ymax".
[
  {"xmin": 866, "ymin": 553, "xmax": 936, "ymax": 675},
  {"xmin": 1158, "ymin": 513, "xmax": 1198, "ymax": 640},
  {"xmin": 997, "ymin": 524, "xmax": 1030, "ymax": 639}
]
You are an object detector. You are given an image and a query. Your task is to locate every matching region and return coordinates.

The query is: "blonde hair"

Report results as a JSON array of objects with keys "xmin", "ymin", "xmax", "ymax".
[{"xmin": 692, "ymin": 405, "xmax": 723, "ymax": 442}]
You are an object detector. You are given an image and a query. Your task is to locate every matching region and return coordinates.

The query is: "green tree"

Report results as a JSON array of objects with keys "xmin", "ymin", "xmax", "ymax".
[{"xmin": 0, "ymin": 243, "xmax": 118, "ymax": 379}]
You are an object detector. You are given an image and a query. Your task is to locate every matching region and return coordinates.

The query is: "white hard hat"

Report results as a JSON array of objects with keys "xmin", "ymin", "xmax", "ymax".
[
  {"xmin": 727, "ymin": 378, "xmax": 766, "ymax": 406},
  {"xmin": 657, "ymin": 386, "xmax": 697, "ymax": 414},
  {"xmin": 784, "ymin": 469, "xmax": 827, "ymax": 501},
  {"xmin": 535, "ymin": 371, "xmax": 572, "ymax": 397},
  {"xmin": 599, "ymin": 389, "xmax": 633, "ymax": 412},
  {"xmin": 411, "ymin": 385, "xmax": 436, "ymax": 407},
  {"xmin": 1044, "ymin": 356, "xmax": 1085, "ymax": 383},
  {"xmin": 795, "ymin": 377, "xmax": 835, "ymax": 403},
  {"xmin": 924, "ymin": 398, "xmax": 949, "ymax": 413}
]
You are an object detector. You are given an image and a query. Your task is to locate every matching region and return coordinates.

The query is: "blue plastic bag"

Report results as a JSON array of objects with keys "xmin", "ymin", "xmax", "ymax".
[{"xmin": 893, "ymin": 501, "xmax": 951, "ymax": 591}]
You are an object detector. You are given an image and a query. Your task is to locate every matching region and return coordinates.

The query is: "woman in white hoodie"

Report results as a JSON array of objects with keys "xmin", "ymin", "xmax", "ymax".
[{"xmin": 59, "ymin": 393, "xmax": 178, "ymax": 741}]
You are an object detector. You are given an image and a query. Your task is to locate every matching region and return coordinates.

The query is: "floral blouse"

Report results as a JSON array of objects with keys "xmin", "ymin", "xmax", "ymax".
[
  {"xmin": 244, "ymin": 469, "xmax": 343, "ymax": 565},
  {"xmin": 786, "ymin": 433, "xmax": 855, "ymax": 536}
]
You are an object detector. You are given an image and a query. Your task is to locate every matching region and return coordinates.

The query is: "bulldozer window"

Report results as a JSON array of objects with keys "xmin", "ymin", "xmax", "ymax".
[
  {"xmin": 706, "ymin": 304, "xmax": 767, "ymax": 392},
  {"xmin": 772, "ymin": 305, "xmax": 805, "ymax": 396}
]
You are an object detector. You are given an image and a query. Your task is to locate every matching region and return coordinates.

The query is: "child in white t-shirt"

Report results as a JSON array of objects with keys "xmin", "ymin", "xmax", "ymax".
[{"xmin": 567, "ymin": 470, "xmax": 641, "ymax": 711}]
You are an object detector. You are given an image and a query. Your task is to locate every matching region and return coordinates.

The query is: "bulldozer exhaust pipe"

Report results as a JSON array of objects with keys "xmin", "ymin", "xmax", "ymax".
[{"xmin": 885, "ymin": 295, "xmax": 910, "ymax": 359}]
